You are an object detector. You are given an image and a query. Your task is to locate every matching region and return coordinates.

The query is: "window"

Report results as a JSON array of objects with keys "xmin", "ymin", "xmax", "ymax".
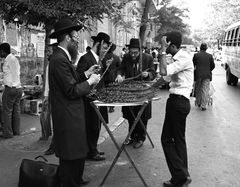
[
  {"xmin": 233, "ymin": 28, "xmax": 239, "ymax": 46},
  {"xmin": 226, "ymin": 31, "xmax": 231, "ymax": 46},
  {"xmin": 230, "ymin": 29, "xmax": 235, "ymax": 46},
  {"xmin": 223, "ymin": 32, "xmax": 228, "ymax": 46}
]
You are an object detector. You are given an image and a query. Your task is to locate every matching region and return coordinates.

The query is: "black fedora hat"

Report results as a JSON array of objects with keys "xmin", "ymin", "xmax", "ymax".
[
  {"xmin": 91, "ymin": 32, "xmax": 110, "ymax": 44},
  {"xmin": 126, "ymin": 38, "xmax": 140, "ymax": 49},
  {"xmin": 49, "ymin": 18, "xmax": 82, "ymax": 38}
]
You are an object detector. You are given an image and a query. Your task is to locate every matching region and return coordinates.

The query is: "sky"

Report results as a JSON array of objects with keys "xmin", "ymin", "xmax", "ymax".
[{"xmin": 171, "ymin": 0, "xmax": 218, "ymax": 29}]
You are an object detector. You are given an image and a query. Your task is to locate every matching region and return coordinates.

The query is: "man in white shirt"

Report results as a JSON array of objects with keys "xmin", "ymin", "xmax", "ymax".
[
  {"xmin": 0, "ymin": 43, "xmax": 23, "ymax": 139},
  {"xmin": 158, "ymin": 31, "xmax": 193, "ymax": 187}
]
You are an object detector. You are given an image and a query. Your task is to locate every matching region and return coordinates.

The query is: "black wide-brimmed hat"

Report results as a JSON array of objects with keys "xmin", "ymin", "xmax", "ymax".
[
  {"xmin": 49, "ymin": 18, "xmax": 83, "ymax": 38},
  {"xmin": 91, "ymin": 32, "xmax": 110, "ymax": 44},
  {"xmin": 126, "ymin": 38, "xmax": 140, "ymax": 49}
]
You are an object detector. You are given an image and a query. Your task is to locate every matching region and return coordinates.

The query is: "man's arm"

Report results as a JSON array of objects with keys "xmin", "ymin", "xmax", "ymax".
[
  {"xmin": 159, "ymin": 36, "xmax": 168, "ymax": 76},
  {"xmin": 210, "ymin": 54, "xmax": 215, "ymax": 71}
]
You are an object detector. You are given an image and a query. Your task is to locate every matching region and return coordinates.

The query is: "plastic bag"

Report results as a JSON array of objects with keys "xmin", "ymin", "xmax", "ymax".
[{"xmin": 209, "ymin": 83, "xmax": 215, "ymax": 96}]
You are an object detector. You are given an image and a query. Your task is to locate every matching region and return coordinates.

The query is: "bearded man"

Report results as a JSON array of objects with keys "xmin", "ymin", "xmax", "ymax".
[
  {"xmin": 76, "ymin": 32, "xmax": 111, "ymax": 161},
  {"xmin": 116, "ymin": 38, "xmax": 156, "ymax": 149},
  {"xmin": 48, "ymin": 18, "xmax": 100, "ymax": 187}
]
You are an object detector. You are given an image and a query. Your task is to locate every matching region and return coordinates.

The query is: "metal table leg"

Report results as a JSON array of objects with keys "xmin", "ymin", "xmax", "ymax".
[
  {"xmin": 90, "ymin": 102, "xmax": 149, "ymax": 187},
  {"xmin": 130, "ymin": 106, "xmax": 154, "ymax": 148}
]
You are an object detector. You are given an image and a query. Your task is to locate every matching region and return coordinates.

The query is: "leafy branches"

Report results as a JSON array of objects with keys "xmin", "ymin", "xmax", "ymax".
[
  {"xmin": 0, "ymin": 0, "xmax": 120, "ymax": 28},
  {"xmin": 153, "ymin": 0, "xmax": 189, "ymax": 41},
  {"xmin": 202, "ymin": 0, "xmax": 240, "ymax": 41}
]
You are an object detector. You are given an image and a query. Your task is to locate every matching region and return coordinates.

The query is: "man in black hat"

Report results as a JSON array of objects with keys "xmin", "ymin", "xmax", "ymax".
[
  {"xmin": 116, "ymin": 38, "xmax": 156, "ymax": 149},
  {"xmin": 157, "ymin": 31, "xmax": 193, "ymax": 187},
  {"xmin": 193, "ymin": 43, "xmax": 215, "ymax": 111},
  {"xmin": 76, "ymin": 32, "xmax": 111, "ymax": 161},
  {"xmin": 48, "ymin": 18, "xmax": 101, "ymax": 187}
]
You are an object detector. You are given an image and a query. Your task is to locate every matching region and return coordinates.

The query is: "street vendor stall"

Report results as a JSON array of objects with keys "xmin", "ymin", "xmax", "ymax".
[{"xmin": 89, "ymin": 80, "xmax": 161, "ymax": 187}]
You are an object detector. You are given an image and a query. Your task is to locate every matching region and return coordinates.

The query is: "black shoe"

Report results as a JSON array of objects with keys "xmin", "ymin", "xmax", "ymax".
[
  {"xmin": 182, "ymin": 177, "xmax": 192, "ymax": 187},
  {"xmin": 44, "ymin": 148, "xmax": 55, "ymax": 155},
  {"xmin": 133, "ymin": 140, "xmax": 143, "ymax": 149},
  {"xmin": 163, "ymin": 177, "xmax": 192, "ymax": 187},
  {"xmin": 201, "ymin": 107, "xmax": 206, "ymax": 111},
  {"xmin": 163, "ymin": 180, "xmax": 177, "ymax": 187},
  {"xmin": 109, "ymin": 107, "xmax": 114, "ymax": 113},
  {"xmin": 97, "ymin": 150, "xmax": 105, "ymax": 155},
  {"xmin": 123, "ymin": 138, "xmax": 134, "ymax": 145},
  {"xmin": 86, "ymin": 153, "xmax": 106, "ymax": 161},
  {"xmin": 79, "ymin": 179, "xmax": 90, "ymax": 186},
  {"xmin": 0, "ymin": 134, "xmax": 13, "ymax": 139}
]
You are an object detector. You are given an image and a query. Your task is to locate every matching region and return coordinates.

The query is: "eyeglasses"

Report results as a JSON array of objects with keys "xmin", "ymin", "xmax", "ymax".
[
  {"xmin": 129, "ymin": 51, "xmax": 139, "ymax": 56},
  {"xmin": 70, "ymin": 34, "xmax": 80, "ymax": 41}
]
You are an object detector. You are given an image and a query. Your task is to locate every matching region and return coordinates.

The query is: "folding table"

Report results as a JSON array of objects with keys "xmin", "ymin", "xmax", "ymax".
[{"xmin": 90, "ymin": 96, "xmax": 160, "ymax": 187}]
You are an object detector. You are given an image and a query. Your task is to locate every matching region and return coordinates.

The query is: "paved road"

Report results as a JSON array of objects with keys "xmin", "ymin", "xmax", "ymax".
[{"xmin": 0, "ymin": 61, "xmax": 240, "ymax": 187}]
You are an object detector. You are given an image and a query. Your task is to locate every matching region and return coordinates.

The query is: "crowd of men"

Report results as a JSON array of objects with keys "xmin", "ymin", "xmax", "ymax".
[{"xmin": 0, "ymin": 16, "xmax": 216, "ymax": 187}]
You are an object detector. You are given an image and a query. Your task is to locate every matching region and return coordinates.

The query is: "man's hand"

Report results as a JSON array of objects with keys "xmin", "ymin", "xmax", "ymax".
[
  {"xmin": 115, "ymin": 74, "xmax": 124, "ymax": 83},
  {"xmin": 87, "ymin": 74, "xmax": 100, "ymax": 85},
  {"xmin": 152, "ymin": 76, "xmax": 167, "ymax": 88},
  {"xmin": 160, "ymin": 36, "xmax": 170, "ymax": 52},
  {"xmin": 141, "ymin": 71, "xmax": 149, "ymax": 78},
  {"xmin": 106, "ymin": 57, "xmax": 113, "ymax": 67},
  {"xmin": 85, "ymin": 65, "xmax": 101, "ymax": 77}
]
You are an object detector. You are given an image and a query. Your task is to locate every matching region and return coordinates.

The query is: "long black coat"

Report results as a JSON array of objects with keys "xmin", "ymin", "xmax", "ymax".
[
  {"xmin": 119, "ymin": 53, "xmax": 156, "ymax": 121},
  {"xmin": 76, "ymin": 51, "xmax": 108, "ymax": 123},
  {"xmin": 49, "ymin": 47, "xmax": 91, "ymax": 160},
  {"xmin": 193, "ymin": 51, "xmax": 215, "ymax": 81}
]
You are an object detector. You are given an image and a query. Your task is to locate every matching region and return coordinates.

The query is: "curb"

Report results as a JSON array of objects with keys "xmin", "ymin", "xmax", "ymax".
[{"xmin": 98, "ymin": 117, "xmax": 126, "ymax": 144}]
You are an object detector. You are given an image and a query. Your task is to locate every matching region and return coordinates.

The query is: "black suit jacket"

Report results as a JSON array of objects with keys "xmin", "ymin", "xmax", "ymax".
[
  {"xmin": 76, "ymin": 51, "xmax": 108, "ymax": 123},
  {"xmin": 193, "ymin": 51, "xmax": 215, "ymax": 81},
  {"xmin": 119, "ymin": 52, "xmax": 156, "ymax": 121},
  {"xmin": 49, "ymin": 47, "xmax": 91, "ymax": 160}
]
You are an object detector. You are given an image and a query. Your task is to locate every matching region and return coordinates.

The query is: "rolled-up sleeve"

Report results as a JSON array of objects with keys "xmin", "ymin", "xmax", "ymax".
[{"xmin": 167, "ymin": 55, "xmax": 190, "ymax": 76}]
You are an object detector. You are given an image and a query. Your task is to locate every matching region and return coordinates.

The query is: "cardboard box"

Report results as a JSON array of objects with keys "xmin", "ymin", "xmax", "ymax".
[{"xmin": 29, "ymin": 99, "xmax": 42, "ymax": 115}]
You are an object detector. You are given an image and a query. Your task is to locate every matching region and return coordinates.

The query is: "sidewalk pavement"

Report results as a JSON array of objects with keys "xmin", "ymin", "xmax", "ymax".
[{"xmin": 0, "ymin": 90, "xmax": 170, "ymax": 187}]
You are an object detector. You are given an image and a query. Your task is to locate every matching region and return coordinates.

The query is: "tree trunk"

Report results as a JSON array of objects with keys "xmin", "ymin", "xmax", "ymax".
[
  {"xmin": 40, "ymin": 24, "xmax": 52, "ymax": 140},
  {"xmin": 139, "ymin": 0, "xmax": 151, "ymax": 46},
  {"xmin": 139, "ymin": 0, "xmax": 151, "ymax": 73}
]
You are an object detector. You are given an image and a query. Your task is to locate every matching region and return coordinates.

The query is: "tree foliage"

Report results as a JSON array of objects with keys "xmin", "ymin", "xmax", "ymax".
[
  {"xmin": 0, "ymin": 0, "xmax": 121, "ymax": 27},
  {"xmin": 153, "ymin": 0, "xmax": 189, "ymax": 41},
  {"xmin": 202, "ymin": 0, "xmax": 240, "ymax": 41}
]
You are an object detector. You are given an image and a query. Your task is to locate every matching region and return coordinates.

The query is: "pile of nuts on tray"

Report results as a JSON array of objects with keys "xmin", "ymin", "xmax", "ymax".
[{"xmin": 89, "ymin": 80, "xmax": 161, "ymax": 103}]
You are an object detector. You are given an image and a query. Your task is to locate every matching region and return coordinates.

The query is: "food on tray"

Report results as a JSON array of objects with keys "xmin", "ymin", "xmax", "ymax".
[{"xmin": 89, "ymin": 80, "xmax": 160, "ymax": 103}]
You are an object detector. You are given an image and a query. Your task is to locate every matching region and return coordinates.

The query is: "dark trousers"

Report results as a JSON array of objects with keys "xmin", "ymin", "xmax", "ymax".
[
  {"xmin": 161, "ymin": 94, "xmax": 190, "ymax": 184},
  {"xmin": 48, "ymin": 135, "xmax": 55, "ymax": 150},
  {"xmin": 85, "ymin": 99, "xmax": 108, "ymax": 156},
  {"xmin": 59, "ymin": 158, "xmax": 85, "ymax": 187},
  {"xmin": 2, "ymin": 87, "xmax": 23, "ymax": 137},
  {"xmin": 128, "ymin": 119, "xmax": 148, "ymax": 141}
]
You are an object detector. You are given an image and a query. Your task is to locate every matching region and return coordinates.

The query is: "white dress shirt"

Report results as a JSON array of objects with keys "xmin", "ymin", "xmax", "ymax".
[
  {"xmin": 3, "ymin": 53, "xmax": 21, "ymax": 88},
  {"xmin": 44, "ymin": 65, "xmax": 49, "ymax": 97},
  {"xmin": 58, "ymin": 46, "xmax": 71, "ymax": 61},
  {"xmin": 164, "ymin": 49, "xmax": 194, "ymax": 99},
  {"xmin": 91, "ymin": 49, "xmax": 99, "ymax": 63}
]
